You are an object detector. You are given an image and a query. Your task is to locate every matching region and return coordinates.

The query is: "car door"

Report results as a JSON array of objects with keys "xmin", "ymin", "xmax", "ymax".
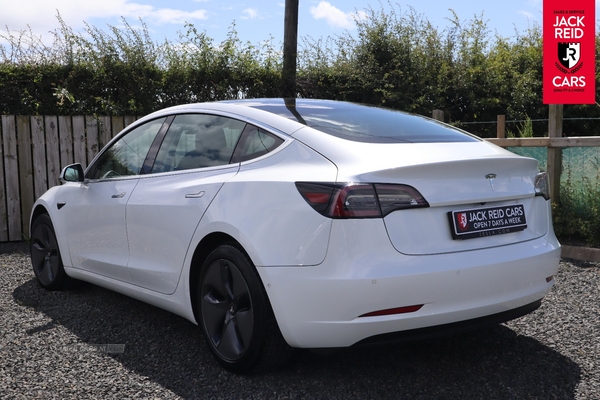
[
  {"xmin": 125, "ymin": 114, "xmax": 246, "ymax": 294},
  {"xmin": 62, "ymin": 117, "xmax": 167, "ymax": 282}
]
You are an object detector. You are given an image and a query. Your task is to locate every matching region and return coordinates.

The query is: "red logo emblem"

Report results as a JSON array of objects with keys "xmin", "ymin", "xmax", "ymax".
[{"xmin": 457, "ymin": 213, "xmax": 468, "ymax": 231}]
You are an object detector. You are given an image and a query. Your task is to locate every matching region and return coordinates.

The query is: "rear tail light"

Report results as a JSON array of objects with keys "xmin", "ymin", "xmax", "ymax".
[
  {"xmin": 330, "ymin": 184, "xmax": 381, "ymax": 218},
  {"xmin": 374, "ymin": 184, "xmax": 429, "ymax": 215},
  {"xmin": 294, "ymin": 182, "xmax": 336, "ymax": 214},
  {"xmin": 295, "ymin": 182, "xmax": 429, "ymax": 218},
  {"xmin": 534, "ymin": 172, "xmax": 550, "ymax": 200}
]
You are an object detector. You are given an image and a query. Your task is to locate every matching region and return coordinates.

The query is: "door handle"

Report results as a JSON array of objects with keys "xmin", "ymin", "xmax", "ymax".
[
  {"xmin": 185, "ymin": 191, "xmax": 205, "ymax": 199},
  {"xmin": 111, "ymin": 192, "xmax": 126, "ymax": 198}
]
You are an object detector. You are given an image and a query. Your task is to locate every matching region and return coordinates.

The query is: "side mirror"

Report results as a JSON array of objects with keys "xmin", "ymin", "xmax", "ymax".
[{"xmin": 60, "ymin": 163, "xmax": 85, "ymax": 183}]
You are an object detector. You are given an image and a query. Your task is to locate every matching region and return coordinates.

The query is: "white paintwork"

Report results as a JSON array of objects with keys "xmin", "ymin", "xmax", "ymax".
[
  {"xmin": 202, "ymin": 140, "xmax": 338, "ymax": 267},
  {"xmin": 62, "ymin": 178, "xmax": 139, "ymax": 283},
  {"xmin": 31, "ymin": 100, "xmax": 561, "ymax": 350},
  {"xmin": 257, "ymin": 216, "xmax": 560, "ymax": 348},
  {"xmin": 126, "ymin": 165, "xmax": 240, "ymax": 294},
  {"xmin": 383, "ymin": 196, "xmax": 549, "ymax": 255}
]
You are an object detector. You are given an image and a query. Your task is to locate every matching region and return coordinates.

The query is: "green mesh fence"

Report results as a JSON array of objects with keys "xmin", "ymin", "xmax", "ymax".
[
  {"xmin": 508, "ymin": 146, "xmax": 600, "ymax": 187},
  {"xmin": 508, "ymin": 146, "xmax": 600, "ymax": 245},
  {"xmin": 507, "ymin": 147, "xmax": 548, "ymax": 171}
]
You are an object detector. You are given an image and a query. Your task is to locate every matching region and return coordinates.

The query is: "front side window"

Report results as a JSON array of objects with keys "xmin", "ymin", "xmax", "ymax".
[
  {"xmin": 88, "ymin": 117, "xmax": 166, "ymax": 179},
  {"xmin": 151, "ymin": 114, "xmax": 246, "ymax": 173}
]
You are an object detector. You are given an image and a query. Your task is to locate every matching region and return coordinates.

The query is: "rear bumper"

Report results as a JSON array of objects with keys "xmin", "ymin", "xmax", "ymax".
[
  {"xmin": 355, "ymin": 299, "xmax": 542, "ymax": 346},
  {"xmin": 257, "ymin": 219, "xmax": 560, "ymax": 348}
]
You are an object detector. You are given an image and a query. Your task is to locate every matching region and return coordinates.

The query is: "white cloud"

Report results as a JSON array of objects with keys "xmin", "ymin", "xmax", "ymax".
[
  {"xmin": 518, "ymin": 10, "xmax": 534, "ymax": 19},
  {"xmin": 0, "ymin": 0, "xmax": 208, "ymax": 39},
  {"xmin": 355, "ymin": 11, "xmax": 368, "ymax": 22},
  {"xmin": 309, "ymin": 1, "xmax": 365, "ymax": 29},
  {"xmin": 241, "ymin": 8, "xmax": 258, "ymax": 20},
  {"xmin": 150, "ymin": 9, "xmax": 208, "ymax": 25}
]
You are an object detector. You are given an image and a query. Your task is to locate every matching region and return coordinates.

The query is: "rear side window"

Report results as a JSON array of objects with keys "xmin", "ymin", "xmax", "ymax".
[
  {"xmin": 232, "ymin": 125, "xmax": 284, "ymax": 162},
  {"xmin": 152, "ymin": 114, "xmax": 246, "ymax": 173}
]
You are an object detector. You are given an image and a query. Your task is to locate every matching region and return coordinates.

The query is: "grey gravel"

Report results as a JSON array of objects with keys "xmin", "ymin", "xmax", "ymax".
[{"xmin": 1, "ymin": 244, "xmax": 598, "ymax": 399}]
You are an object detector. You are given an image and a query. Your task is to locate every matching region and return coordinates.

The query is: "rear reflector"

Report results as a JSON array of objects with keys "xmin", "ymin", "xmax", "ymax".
[
  {"xmin": 295, "ymin": 182, "xmax": 429, "ymax": 219},
  {"xmin": 359, "ymin": 305, "xmax": 424, "ymax": 318}
]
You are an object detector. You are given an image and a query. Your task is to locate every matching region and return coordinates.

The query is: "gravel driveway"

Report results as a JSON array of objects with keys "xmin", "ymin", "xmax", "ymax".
[{"xmin": 1, "ymin": 245, "xmax": 598, "ymax": 399}]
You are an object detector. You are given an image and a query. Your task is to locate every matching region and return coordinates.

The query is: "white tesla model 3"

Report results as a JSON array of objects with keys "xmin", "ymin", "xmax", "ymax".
[{"xmin": 30, "ymin": 99, "xmax": 561, "ymax": 372}]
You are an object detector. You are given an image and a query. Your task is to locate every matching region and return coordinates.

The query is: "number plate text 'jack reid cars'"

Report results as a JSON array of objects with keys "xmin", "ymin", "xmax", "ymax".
[{"xmin": 30, "ymin": 99, "xmax": 560, "ymax": 373}]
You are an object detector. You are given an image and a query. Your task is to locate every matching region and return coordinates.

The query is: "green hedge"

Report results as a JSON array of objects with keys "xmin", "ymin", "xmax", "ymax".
[{"xmin": 2, "ymin": 6, "xmax": 600, "ymax": 137}]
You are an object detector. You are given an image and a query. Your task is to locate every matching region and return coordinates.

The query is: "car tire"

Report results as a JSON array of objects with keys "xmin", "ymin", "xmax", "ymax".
[
  {"xmin": 197, "ymin": 243, "xmax": 293, "ymax": 373},
  {"xmin": 30, "ymin": 214, "xmax": 73, "ymax": 291}
]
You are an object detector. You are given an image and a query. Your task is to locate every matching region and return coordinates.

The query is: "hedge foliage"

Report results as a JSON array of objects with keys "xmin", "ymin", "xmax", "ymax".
[
  {"xmin": 1, "ymin": 5, "xmax": 600, "ymax": 137},
  {"xmin": 2, "ymin": 6, "xmax": 600, "ymax": 245}
]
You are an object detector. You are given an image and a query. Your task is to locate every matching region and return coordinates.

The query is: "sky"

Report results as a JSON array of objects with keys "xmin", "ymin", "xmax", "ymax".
[{"xmin": 0, "ymin": 0, "xmax": 595, "ymax": 48}]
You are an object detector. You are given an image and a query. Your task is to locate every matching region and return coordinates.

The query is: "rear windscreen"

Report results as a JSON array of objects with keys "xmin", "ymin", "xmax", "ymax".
[{"xmin": 246, "ymin": 100, "xmax": 479, "ymax": 144}]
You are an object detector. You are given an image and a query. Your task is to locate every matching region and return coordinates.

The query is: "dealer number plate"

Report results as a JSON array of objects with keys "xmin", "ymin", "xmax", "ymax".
[{"xmin": 449, "ymin": 204, "xmax": 527, "ymax": 240}]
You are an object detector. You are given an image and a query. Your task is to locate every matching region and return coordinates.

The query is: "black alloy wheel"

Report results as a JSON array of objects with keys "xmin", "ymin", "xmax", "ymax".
[
  {"xmin": 197, "ymin": 244, "xmax": 292, "ymax": 373},
  {"xmin": 30, "ymin": 214, "xmax": 72, "ymax": 290}
]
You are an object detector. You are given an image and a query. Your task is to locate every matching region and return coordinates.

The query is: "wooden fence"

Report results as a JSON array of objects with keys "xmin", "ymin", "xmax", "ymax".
[
  {"xmin": 1, "ymin": 107, "xmax": 599, "ymax": 243},
  {"xmin": 0, "ymin": 115, "xmax": 137, "ymax": 242}
]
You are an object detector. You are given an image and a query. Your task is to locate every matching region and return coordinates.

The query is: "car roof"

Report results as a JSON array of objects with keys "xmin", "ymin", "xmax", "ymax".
[
  {"xmin": 136, "ymin": 101, "xmax": 308, "ymax": 138},
  {"xmin": 223, "ymin": 98, "xmax": 479, "ymax": 144},
  {"xmin": 137, "ymin": 98, "xmax": 478, "ymax": 145}
]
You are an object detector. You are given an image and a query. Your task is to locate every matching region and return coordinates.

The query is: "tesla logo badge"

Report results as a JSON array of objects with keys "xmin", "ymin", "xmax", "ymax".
[
  {"xmin": 457, "ymin": 213, "xmax": 468, "ymax": 231},
  {"xmin": 485, "ymin": 173, "xmax": 497, "ymax": 191}
]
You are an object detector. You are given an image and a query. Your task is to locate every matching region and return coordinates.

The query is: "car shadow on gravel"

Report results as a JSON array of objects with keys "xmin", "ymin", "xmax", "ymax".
[{"xmin": 13, "ymin": 277, "xmax": 581, "ymax": 399}]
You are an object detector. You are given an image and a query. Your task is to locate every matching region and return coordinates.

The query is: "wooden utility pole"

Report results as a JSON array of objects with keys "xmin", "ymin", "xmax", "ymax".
[
  {"xmin": 283, "ymin": 0, "xmax": 299, "ymax": 98},
  {"xmin": 432, "ymin": 110, "xmax": 444, "ymax": 122}
]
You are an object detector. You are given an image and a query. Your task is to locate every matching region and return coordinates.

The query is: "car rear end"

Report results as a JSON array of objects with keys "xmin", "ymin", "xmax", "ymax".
[
  {"xmin": 236, "ymin": 99, "xmax": 561, "ymax": 349},
  {"xmin": 256, "ymin": 141, "xmax": 559, "ymax": 348}
]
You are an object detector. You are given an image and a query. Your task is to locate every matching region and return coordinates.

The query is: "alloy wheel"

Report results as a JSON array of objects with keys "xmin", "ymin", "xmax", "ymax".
[
  {"xmin": 200, "ymin": 259, "xmax": 254, "ymax": 361},
  {"xmin": 31, "ymin": 220, "xmax": 61, "ymax": 287}
]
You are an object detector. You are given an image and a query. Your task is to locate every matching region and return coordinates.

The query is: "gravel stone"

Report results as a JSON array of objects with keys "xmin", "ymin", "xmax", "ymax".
[{"xmin": 1, "ymin": 244, "xmax": 598, "ymax": 399}]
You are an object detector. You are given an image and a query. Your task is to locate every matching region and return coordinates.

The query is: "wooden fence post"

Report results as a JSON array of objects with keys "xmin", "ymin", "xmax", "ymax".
[
  {"xmin": 1, "ymin": 116, "xmax": 18, "ymax": 241},
  {"xmin": 16, "ymin": 116, "xmax": 33, "ymax": 238},
  {"xmin": 497, "ymin": 115, "xmax": 506, "ymax": 138},
  {"xmin": 432, "ymin": 110, "xmax": 444, "ymax": 122},
  {"xmin": 547, "ymin": 104, "xmax": 563, "ymax": 202}
]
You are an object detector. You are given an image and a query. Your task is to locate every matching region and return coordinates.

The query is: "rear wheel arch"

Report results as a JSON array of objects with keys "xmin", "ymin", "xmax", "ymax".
[
  {"xmin": 189, "ymin": 232, "xmax": 244, "ymax": 323},
  {"xmin": 190, "ymin": 236, "xmax": 293, "ymax": 372}
]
